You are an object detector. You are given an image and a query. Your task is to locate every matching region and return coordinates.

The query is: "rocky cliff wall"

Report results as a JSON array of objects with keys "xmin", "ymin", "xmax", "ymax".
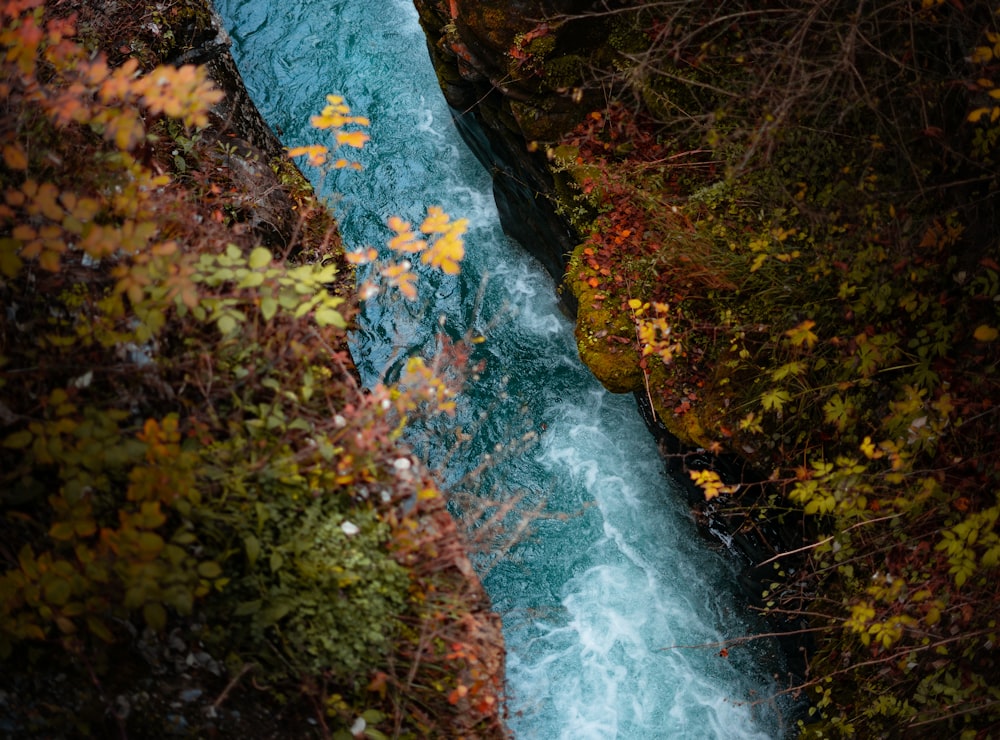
[
  {"xmin": 410, "ymin": 0, "xmax": 809, "ymax": 633},
  {"xmin": 411, "ymin": 0, "xmax": 616, "ymax": 302}
]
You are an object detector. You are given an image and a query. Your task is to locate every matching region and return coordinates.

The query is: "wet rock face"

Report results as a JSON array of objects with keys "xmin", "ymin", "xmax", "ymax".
[
  {"xmin": 151, "ymin": 4, "xmax": 299, "ymax": 251},
  {"xmin": 412, "ymin": 0, "xmax": 611, "ymax": 302},
  {"xmin": 450, "ymin": 106, "xmax": 578, "ymax": 302},
  {"xmin": 203, "ymin": 50, "xmax": 299, "ymax": 250}
]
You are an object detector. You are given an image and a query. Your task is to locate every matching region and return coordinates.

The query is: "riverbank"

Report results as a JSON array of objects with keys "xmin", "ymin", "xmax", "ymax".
[
  {"xmin": 0, "ymin": 0, "xmax": 506, "ymax": 736},
  {"xmin": 413, "ymin": 1, "xmax": 1000, "ymax": 735}
]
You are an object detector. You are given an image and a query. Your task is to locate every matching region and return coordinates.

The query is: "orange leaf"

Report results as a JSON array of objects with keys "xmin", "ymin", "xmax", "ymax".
[
  {"xmin": 381, "ymin": 262, "xmax": 419, "ymax": 300},
  {"xmin": 335, "ymin": 130, "xmax": 369, "ymax": 148},
  {"xmin": 389, "ymin": 231, "xmax": 426, "ymax": 253},
  {"xmin": 287, "ymin": 144, "xmax": 328, "ymax": 167},
  {"xmin": 3, "ymin": 143, "xmax": 27, "ymax": 170},
  {"xmin": 345, "ymin": 247, "xmax": 378, "ymax": 265}
]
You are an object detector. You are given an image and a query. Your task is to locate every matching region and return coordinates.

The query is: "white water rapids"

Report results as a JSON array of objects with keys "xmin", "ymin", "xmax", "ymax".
[{"xmin": 214, "ymin": 0, "xmax": 791, "ymax": 735}]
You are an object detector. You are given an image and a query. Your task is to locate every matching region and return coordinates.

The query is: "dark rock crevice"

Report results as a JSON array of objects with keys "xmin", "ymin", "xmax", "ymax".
[
  {"xmin": 413, "ymin": 0, "xmax": 604, "ymax": 303},
  {"xmin": 412, "ymin": 0, "xmax": 811, "ymax": 688}
]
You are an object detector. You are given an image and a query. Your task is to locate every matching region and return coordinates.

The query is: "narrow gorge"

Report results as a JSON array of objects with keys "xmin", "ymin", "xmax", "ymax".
[
  {"xmin": 215, "ymin": 0, "xmax": 793, "ymax": 736},
  {"xmin": 3, "ymin": 1, "xmax": 997, "ymax": 737}
]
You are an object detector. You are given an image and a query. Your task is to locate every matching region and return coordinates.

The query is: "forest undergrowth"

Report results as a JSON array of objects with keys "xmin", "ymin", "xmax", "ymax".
[
  {"xmin": 0, "ymin": 1, "xmax": 508, "ymax": 737},
  {"xmin": 502, "ymin": 0, "xmax": 1000, "ymax": 735}
]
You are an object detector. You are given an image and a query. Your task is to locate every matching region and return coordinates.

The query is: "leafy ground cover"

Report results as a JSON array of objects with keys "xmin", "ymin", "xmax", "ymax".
[{"xmin": 0, "ymin": 1, "xmax": 505, "ymax": 737}]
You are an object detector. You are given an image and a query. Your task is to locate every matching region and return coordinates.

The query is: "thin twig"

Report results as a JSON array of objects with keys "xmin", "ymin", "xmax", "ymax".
[{"xmin": 212, "ymin": 662, "xmax": 255, "ymax": 710}]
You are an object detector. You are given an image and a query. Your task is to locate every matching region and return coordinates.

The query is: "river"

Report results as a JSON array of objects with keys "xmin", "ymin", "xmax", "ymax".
[{"xmin": 214, "ymin": 0, "xmax": 789, "ymax": 736}]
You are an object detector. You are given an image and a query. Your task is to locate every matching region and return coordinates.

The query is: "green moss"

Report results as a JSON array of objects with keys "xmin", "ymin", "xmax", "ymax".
[
  {"xmin": 566, "ymin": 243, "xmax": 643, "ymax": 394},
  {"xmin": 607, "ymin": 14, "xmax": 648, "ymax": 55},
  {"xmin": 525, "ymin": 34, "xmax": 556, "ymax": 59},
  {"xmin": 542, "ymin": 54, "xmax": 585, "ymax": 90}
]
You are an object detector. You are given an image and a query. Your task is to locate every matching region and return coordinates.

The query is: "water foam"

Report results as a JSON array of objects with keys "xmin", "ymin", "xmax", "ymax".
[{"xmin": 216, "ymin": 0, "xmax": 787, "ymax": 735}]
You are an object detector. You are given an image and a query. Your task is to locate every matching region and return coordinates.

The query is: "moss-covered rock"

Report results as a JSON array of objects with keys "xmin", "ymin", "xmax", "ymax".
[{"xmin": 566, "ymin": 242, "xmax": 642, "ymax": 392}]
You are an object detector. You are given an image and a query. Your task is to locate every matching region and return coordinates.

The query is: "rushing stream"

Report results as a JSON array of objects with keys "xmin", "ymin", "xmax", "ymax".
[{"xmin": 215, "ymin": 0, "xmax": 789, "ymax": 736}]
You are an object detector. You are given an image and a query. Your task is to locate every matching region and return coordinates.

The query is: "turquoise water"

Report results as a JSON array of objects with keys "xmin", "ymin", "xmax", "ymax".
[{"xmin": 214, "ymin": 1, "xmax": 788, "ymax": 736}]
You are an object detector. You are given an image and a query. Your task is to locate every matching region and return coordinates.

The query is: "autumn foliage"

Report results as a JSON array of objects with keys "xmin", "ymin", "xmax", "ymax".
[
  {"xmin": 0, "ymin": 1, "xmax": 504, "ymax": 737},
  {"xmin": 533, "ymin": 0, "xmax": 1000, "ymax": 735}
]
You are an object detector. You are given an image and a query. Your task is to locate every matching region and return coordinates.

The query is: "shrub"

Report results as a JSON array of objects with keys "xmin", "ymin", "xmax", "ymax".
[{"xmin": 0, "ymin": 2, "xmax": 505, "ymax": 736}]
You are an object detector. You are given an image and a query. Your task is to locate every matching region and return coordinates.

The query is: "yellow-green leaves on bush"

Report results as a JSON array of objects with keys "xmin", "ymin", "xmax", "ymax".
[
  {"xmin": 0, "ymin": 410, "xmax": 214, "ymax": 651},
  {"xmin": 936, "ymin": 505, "xmax": 1000, "ymax": 587}
]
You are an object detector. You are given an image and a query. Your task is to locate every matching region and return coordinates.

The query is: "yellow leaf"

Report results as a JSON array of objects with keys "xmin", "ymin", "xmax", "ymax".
[
  {"xmin": 971, "ymin": 46, "xmax": 994, "ymax": 64},
  {"xmin": 422, "ymin": 225, "xmax": 466, "ymax": 275},
  {"xmin": 973, "ymin": 325, "xmax": 998, "ymax": 342},
  {"xmin": 420, "ymin": 205, "xmax": 450, "ymax": 234},
  {"xmin": 785, "ymin": 319, "xmax": 819, "ymax": 349},
  {"xmin": 968, "ymin": 107, "xmax": 994, "ymax": 123},
  {"xmin": 336, "ymin": 130, "xmax": 369, "ymax": 148},
  {"xmin": 311, "ymin": 112, "xmax": 346, "ymax": 129},
  {"xmin": 688, "ymin": 469, "xmax": 738, "ymax": 501},
  {"xmin": 860, "ymin": 436, "xmax": 884, "ymax": 460}
]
